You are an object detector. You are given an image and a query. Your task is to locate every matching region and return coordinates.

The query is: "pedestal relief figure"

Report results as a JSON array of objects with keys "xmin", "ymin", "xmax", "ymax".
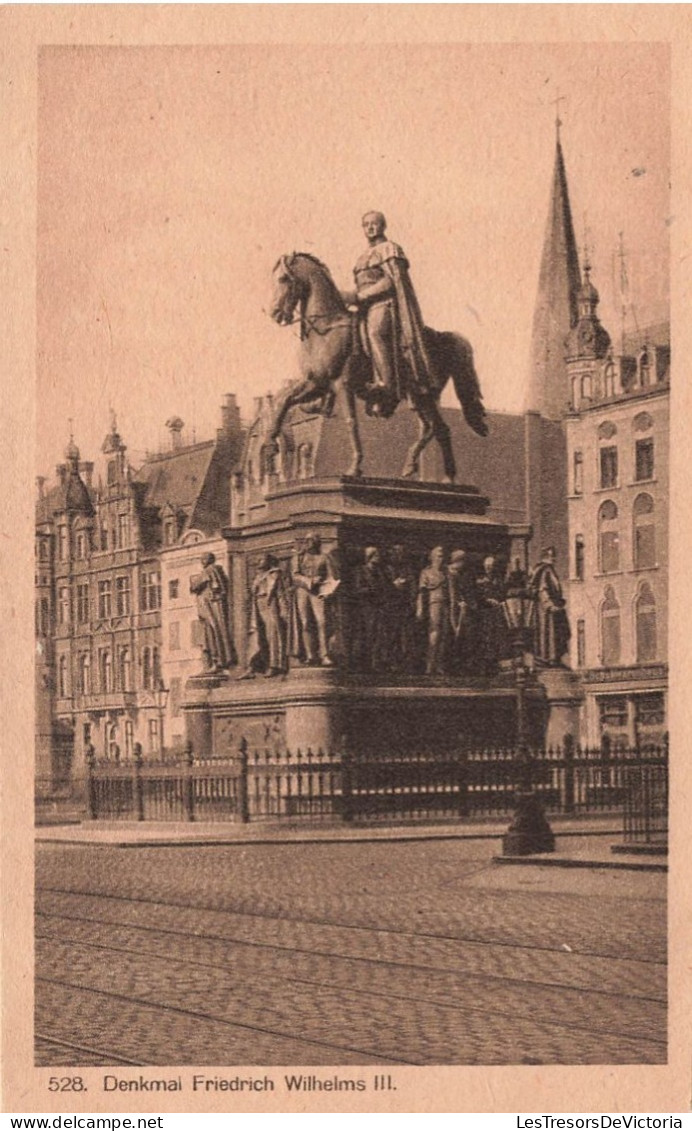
[
  {"xmin": 528, "ymin": 547, "xmax": 571, "ymax": 666},
  {"xmin": 416, "ymin": 546, "xmax": 449, "ymax": 676},
  {"xmin": 293, "ymin": 532, "xmax": 337, "ymax": 666},
  {"xmin": 189, "ymin": 553, "xmax": 236, "ymax": 673},
  {"xmin": 383, "ymin": 544, "xmax": 418, "ymax": 673},
  {"xmin": 247, "ymin": 554, "xmax": 288, "ymax": 677},
  {"xmin": 476, "ymin": 554, "xmax": 508, "ymax": 674},
  {"xmin": 447, "ymin": 549, "xmax": 479, "ymax": 675},
  {"xmin": 352, "ymin": 546, "xmax": 390, "ymax": 672}
]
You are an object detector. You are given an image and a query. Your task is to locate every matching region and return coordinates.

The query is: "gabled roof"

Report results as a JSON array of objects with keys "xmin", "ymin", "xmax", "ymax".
[{"xmin": 134, "ymin": 441, "xmax": 215, "ymax": 527}]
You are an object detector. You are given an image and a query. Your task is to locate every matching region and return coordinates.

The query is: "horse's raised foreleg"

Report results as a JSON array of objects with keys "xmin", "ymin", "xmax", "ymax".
[
  {"xmin": 269, "ymin": 380, "xmax": 317, "ymax": 441},
  {"xmin": 341, "ymin": 380, "xmax": 363, "ymax": 478},
  {"xmin": 402, "ymin": 405, "xmax": 434, "ymax": 480}
]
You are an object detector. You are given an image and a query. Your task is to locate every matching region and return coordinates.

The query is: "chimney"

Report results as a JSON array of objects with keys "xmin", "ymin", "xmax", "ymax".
[
  {"xmin": 165, "ymin": 417, "xmax": 185, "ymax": 451},
  {"xmin": 220, "ymin": 393, "xmax": 241, "ymax": 437},
  {"xmin": 36, "ymin": 476, "xmax": 45, "ymax": 499}
]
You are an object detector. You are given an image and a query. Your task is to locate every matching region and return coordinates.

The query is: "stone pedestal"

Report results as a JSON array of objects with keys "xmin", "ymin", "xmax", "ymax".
[
  {"xmin": 183, "ymin": 665, "xmax": 548, "ymax": 760},
  {"xmin": 537, "ymin": 666, "xmax": 584, "ymax": 748},
  {"xmin": 183, "ymin": 475, "xmax": 542, "ymax": 761}
]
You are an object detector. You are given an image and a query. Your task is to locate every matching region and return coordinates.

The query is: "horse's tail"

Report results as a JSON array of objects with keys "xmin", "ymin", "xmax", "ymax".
[{"xmin": 434, "ymin": 330, "xmax": 488, "ymax": 437}]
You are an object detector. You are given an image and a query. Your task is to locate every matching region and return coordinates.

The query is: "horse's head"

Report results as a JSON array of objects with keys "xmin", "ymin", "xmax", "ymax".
[{"xmin": 270, "ymin": 254, "xmax": 302, "ymax": 326}]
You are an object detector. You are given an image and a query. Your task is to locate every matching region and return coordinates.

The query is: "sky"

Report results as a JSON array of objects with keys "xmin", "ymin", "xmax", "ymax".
[{"xmin": 37, "ymin": 42, "xmax": 670, "ymax": 475}]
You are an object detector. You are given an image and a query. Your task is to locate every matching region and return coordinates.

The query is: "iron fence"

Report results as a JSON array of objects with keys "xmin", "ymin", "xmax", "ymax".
[
  {"xmin": 623, "ymin": 762, "xmax": 668, "ymax": 846},
  {"xmin": 77, "ymin": 739, "xmax": 668, "ymax": 825}
]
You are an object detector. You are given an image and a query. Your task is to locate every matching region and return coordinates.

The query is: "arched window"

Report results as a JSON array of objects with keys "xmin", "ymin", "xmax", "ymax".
[
  {"xmin": 636, "ymin": 583, "xmax": 657, "ymax": 662},
  {"xmin": 633, "ymin": 493, "xmax": 656, "ymax": 569},
  {"xmin": 153, "ymin": 647, "xmax": 162, "ymax": 687},
  {"xmin": 598, "ymin": 422, "xmax": 618, "ymax": 489},
  {"xmin": 79, "ymin": 653, "xmax": 91, "ymax": 695},
  {"xmin": 601, "ymin": 586, "xmax": 621, "ymax": 666},
  {"xmin": 124, "ymin": 720, "xmax": 134, "ymax": 757},
  {"xmin": 120, "ymin": 648, "xmax": 132, "ymax": 692},
  {"xmin": 100, "ymin": 650, "xmax": 113, "ymax": 693},
  {"xmin": 297, "ymin": 442, "xmax": 314, "ymax": 480},
  {"xmin": 142, "ymin": 647, "xmax": 152, "ymax": 690},
  {"xmin": 107, "ymin": 722, "xmax": 120, "ymax": 760},
  {"xmin": 58, "ymin": 655, "xmax": 69, "ymax": 698},
  {"xmin": 598, "ymin": 500, "xmax": 620, "ymax": 573}
]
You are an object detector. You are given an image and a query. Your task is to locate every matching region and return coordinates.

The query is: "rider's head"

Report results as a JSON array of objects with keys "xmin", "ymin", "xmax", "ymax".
[{"xmin": 362, "ymin": 211, "xmax": 387, "ymax": 241}]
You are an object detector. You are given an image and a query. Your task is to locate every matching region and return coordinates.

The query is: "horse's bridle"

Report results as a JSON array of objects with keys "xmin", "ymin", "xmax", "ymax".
[{"xmin": 275, "ymin": 253, "xmax": 353, "ymax": 340}]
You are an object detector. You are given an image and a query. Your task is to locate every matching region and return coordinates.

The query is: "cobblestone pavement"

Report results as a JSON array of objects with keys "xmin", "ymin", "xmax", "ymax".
[{"xmin": 35, "ymin": 838, "xmax": 666, "ymax": 1067}]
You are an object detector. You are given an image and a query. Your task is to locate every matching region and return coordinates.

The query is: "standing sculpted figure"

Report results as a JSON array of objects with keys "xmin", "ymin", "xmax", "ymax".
[
  {"xmin": 447, "ymin": 549, "xmax": 479, "ymax": 675},
  {"xmin": 528, "ymin": 547, "xmax": 571, "ymax": 666},
  {"xmin": 247, "ymin": 554, "xmax": 288, "ymax": 677},
  {"xmin": 352, "ymin": 546, "xmax": 390, "ymax": 672},
  {"xmin": 383, "ymin": 544, "xmax": 418, "ymax": 673},
  {"xmin": 189, "ymin": 553, "xmax": 236, "ymax": 673},
  {"xmin": 347, "ymin": 211, "xmax": 433, "ymax": 414},
  {"xmin": 416, "ymin": 546, "xmax": 450, "ymax": 676},
  {"xmin": 292, "ymin": 532, "xmax": 336, "ymax": 666}
]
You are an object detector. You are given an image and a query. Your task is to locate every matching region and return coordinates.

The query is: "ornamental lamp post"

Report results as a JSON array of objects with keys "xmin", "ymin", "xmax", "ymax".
[
  {"xmin": 501, "ymin": 562, "xmax": 555, "ymax": 856},
  {"xmin": 153, "ymin": 680, "xmax": 169, "ymax": 758}
]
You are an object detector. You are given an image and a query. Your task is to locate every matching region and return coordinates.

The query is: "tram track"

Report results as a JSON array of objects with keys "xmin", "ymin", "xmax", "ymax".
[
  {"xmin": 35, "ymin": 926, "xmax": 666, "ymax": 1050},
  {"xmin": 36, "ymin": 884, "xmax": 666, "ymax": 967},
  {"xmin": 35, "ymin": 907, "xmax": 666, "ymax": 1005}
]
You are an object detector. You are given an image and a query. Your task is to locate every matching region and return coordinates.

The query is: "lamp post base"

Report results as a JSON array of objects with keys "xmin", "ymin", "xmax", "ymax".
[{"xmin": 502, "ymin": 791, "xmax": 556, "ymax": 856}]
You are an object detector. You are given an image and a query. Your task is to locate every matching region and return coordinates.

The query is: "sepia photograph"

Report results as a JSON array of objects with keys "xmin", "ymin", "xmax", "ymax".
[{"xmin": 3, "ymin": 3, "xmax": 691, "ymax": 1116}]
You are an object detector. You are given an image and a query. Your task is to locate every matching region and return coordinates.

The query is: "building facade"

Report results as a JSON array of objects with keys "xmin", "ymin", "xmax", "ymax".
[
  {"xmin": 564, "ymin": 326, "xmax": 669, "ymax": 747},
  {"xmin": 35, "ymin": 397, "xmax": 243, "ymax": 782}
]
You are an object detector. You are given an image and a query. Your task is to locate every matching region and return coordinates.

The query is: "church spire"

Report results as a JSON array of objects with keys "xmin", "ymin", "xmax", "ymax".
[{"xmin": 527, "ymin": 126, "xmax": 582, "ymax": 419}]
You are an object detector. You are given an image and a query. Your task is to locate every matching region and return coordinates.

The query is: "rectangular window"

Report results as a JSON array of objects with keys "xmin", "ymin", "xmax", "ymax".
[
  {"xmin": 83, "ymin": 723, "xmax": 91, "ymax": 748},
  {"xmin": 599, "ymin": 697, "xmax": 628, "ymax": 729},
  {"xmin": 170, "ymin": 677, "xmax": 182, "ymax": 718},
  {"xmin": 576, "ymin": 619, "xmax": 586, "ymax": 667},
  {"xmin": 635, "ymin": 694, "xmax": 664, "ymax": 728},
  {"xmin": 148, "ymin": 717, "xmax": 159, "ymax": 754},
  {"xmin": 573, "ymin": 451, "xmax": 583, "ymax": 495},
  {"xmin": 169, "ymin": 621, "xmax": 180, "ymax": 650},
  {"xmin": 100, "ymin": 522, "xmax": 109, "ymax": 552},
  {"xmin": 635, "ymin": 438, "xmax": 654, "ymax": 481},
  {"xmin": 168, "ymin": 579, "xmax": 179, "ymax": 600},
  {"xmin": 575, "ymin": 536, "xmax": 585, "ymax": 581},
  {"xmin": 191, "ymin": 620, "xmax": 205, "ymax": 647},
  {"xmin": 77, "ymin": 583, "xmax": 90, "ymax": 624},
  {"xmin": 98, "ymin": 580, "xmax": 112, "ymax": 620},
  {"xmin": 124, "ymin": 720, "xmax": 134, "ymax": 757},
  {"xmin": 115, "ymin": 575, "xmax": 131, "ymax": 616},
  {"xmin": 118, "ymin": 513, "xmax": 130, "ymax": 549},
  {"xmin": 140, "ymin": 569, "xmax": 161, "ymax": 611},
  {"xmin": 600, "ymin": 446, "xmax": 618, "ymax": 489},
  {"xmin": 58, "ymin": 586, "xmax": 70, "ymax": 627}
]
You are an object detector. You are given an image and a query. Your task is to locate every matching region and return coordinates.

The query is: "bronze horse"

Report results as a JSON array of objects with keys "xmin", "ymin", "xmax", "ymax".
[{"xmin": 269, "ymin": 252, "xmax": 488, "ymax": 481}]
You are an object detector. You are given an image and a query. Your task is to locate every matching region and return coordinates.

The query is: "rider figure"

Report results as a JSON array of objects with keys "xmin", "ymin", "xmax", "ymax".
[{"xmin": 351, "ymin": 211, "xmax": 433, "ymax": 408}]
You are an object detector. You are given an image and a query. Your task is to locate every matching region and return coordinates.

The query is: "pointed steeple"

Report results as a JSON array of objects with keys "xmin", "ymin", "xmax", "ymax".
[{"xmin": 527, "ymin": 127, "xmax": 582, "ymax": 419}]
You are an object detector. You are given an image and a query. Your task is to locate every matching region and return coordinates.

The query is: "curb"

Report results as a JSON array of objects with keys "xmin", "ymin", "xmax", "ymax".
[{"xmin": 494, "ymin": 854, "xmax": 667, "ymax": 873}]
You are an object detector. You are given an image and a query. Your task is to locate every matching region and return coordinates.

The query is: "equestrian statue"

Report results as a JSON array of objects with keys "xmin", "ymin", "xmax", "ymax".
[{"xmin": 269, "ymin": 211, "xmax": 488, "ymax": 482}]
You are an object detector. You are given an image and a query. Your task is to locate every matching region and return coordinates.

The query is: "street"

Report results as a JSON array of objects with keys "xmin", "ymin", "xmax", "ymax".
[{"xmin": 35, "ymin": 837, "xmax": 666, "ymax": 1066}]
